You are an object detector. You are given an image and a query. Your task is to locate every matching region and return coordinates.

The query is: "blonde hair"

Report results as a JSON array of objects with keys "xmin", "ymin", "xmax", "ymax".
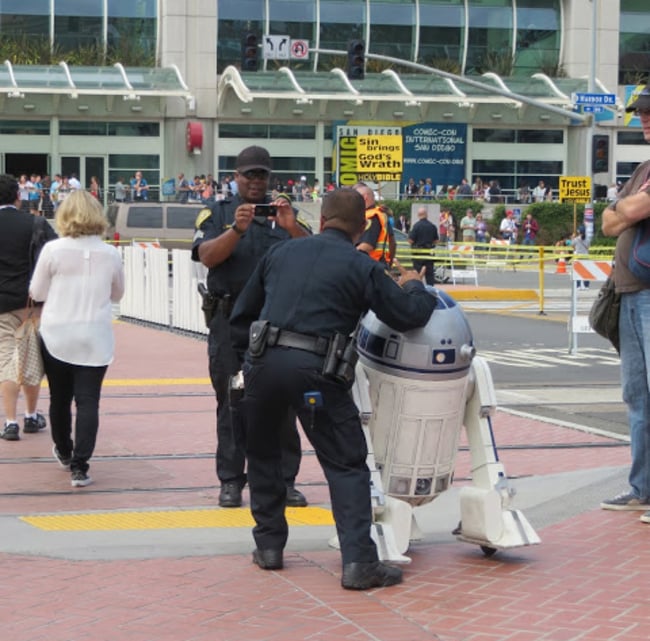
[{"xmin": 55, "ymin": 189, "xmax": 108, "ymax": 238}]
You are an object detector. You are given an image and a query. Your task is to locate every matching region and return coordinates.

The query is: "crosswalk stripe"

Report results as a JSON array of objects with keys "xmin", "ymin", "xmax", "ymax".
[{"xmin": 479, "ymin": 347, "xmax": 618, "ymax": 368}]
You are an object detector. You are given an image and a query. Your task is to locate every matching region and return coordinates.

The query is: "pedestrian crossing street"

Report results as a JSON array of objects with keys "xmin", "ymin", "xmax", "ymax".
[{"xmin": 478, "ymin": 346, "xmax": 619, "ymax": 369}]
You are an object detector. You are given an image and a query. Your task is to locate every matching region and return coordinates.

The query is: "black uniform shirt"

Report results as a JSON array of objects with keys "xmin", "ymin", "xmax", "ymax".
[
  {"xmin": 191, "ymin": 194, "xmax": 307, "ymax": 299},
  {"xmin": 230, "ymin": 228, "xmax": 436, "ymax": 351},
  {"xmin": 408, "ymin": 218, "xmax": 439, "ymax": 248}
]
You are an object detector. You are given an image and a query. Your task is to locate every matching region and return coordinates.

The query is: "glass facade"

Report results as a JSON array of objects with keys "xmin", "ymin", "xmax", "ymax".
[
  {"xmin": 219, "ymin": 124, "xmax": 317, "ymax": 139},
  {"xmin": 367, "ymin": 0, "xmax": 417, "ymax": 63},
  {"xmin": 218, "ymin": 155, "xmax": 316, "ymax": 188},
  {"xmin": 619, "ymin": 0, "xmax": 650, "ymax": 85},
  {"xmin": 472, "ymin": 128, "xmax": 564, "ymax": 193},
  {"xmin": 0, "ymin": 1, "xmax": 156, "ymax": 65},
  {"xmin": 514, "ymin": 0, "xmax": 561, "ymax": 76},
  {"xmin": 318, "ymin": 0, "xmax": 366, "ymax": 71},
  {"xmin": 418, "ymin": 0, "xmax": 464, "ymax": 70},
  {"xmin": 216, "ymin": 0, "xmax": 563, "ymax": 76}
]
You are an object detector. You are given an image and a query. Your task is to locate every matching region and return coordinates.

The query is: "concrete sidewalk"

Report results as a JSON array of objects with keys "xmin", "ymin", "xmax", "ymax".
[{"xmin": 0, "ymin": 320, "xmax": 645, "ymax": 641}]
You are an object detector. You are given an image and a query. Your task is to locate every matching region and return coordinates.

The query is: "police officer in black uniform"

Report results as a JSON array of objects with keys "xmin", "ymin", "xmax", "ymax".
[
  {"xmin": 408, "ymin": 206, "xmax": 439, "ymax": 285},
  {"xmin": 230, "ymin": 188, "xmax": 435, "ymax": 590},
  {"xmin": 192, "ymin": 145, "xmax": 310, "ymax": 508}
]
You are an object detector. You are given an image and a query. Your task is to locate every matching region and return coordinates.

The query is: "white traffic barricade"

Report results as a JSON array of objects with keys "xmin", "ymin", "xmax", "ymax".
[
  {"xmin": 486, "ymin": 238, "xmax": 511, "ymax": 270},
  {"xmin": 448, "ymin": 244, "xmax": 478, "ymax": 285},
  {"xmin": 569, "ymin": 259, "xmax": 613, "ymax": 354}
]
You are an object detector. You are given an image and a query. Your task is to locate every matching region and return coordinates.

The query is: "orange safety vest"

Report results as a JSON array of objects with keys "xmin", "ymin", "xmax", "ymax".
[{"xmin": 365, "ymin": 206, "xmax": 391, "ymax": 264}]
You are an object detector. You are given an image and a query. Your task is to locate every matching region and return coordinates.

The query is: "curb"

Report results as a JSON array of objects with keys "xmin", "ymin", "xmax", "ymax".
[{"xmin": 440, "ymin": 286, "xmax": 539, "ymax": 301}]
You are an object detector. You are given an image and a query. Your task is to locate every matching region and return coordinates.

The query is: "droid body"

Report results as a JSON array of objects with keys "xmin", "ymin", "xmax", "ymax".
[{"xmin": 352, "ymin": 288, "xmax": 540, "ymax": 562}]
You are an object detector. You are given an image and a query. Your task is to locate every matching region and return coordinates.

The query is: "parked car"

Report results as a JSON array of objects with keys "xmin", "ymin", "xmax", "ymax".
[{"xmin": 105, "ymin": 202, "xmax": 204, "ymax": 249}]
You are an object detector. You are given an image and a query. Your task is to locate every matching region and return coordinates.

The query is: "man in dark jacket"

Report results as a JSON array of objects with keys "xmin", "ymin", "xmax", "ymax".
[
  {"xmin": 230, "ymin": 188, "xmax": 435, "ymax": 590},
  {"xmin": 0, "ymin": 174, "xmax": 57, "ymax": 441}
]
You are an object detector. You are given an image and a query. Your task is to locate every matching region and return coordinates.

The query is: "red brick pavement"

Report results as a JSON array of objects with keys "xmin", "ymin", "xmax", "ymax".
[{"xmin": 0, "ymin": 321, "xmax": 645, "ymax": 641}]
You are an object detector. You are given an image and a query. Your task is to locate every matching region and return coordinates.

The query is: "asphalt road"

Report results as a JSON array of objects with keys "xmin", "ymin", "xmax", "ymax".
[{"xmin": 464, "ymin": 307, "xmax": 627, "ymax": 439}]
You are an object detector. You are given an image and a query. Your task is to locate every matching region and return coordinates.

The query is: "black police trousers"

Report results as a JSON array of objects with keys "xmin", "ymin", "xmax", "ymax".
[
  {"xmin": 412, "ymin": 250, "xmax": 435, "ymax": 286},
  {"xmin": 242, "ymin": 347, "xmax": 378, "ymax": 565},
  {"xmin": 208, "ymin": 312, "xmax": 302, "ymax": 487}
]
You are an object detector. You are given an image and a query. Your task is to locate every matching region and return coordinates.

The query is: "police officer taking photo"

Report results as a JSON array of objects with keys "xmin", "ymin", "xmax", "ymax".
[
  {"xmin": 230, "ymin": 188, "xmax": 435, "ymax": 590},
  {"xmin": 192, "ymin": 145, "xmax": 310, "ymax": 509}
]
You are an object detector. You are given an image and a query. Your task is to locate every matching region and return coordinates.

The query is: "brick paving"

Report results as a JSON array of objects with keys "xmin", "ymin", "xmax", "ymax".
[{"xmin": 0, "ymin": 321, "xmax": 645, "ymax": 641}]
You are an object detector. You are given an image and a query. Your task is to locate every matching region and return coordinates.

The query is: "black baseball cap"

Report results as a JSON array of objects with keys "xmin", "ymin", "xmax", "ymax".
[
  {"xmin": 236, "ymin": 146, "xmax": 272, "ymax": 173},
  {"xmin": 626, "ymin": 83, "xmax": 650, "ymax": 112}
]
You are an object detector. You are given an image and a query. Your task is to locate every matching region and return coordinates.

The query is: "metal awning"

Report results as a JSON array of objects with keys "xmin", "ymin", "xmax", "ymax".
[
  {"xmin": 217, "ymin": 64, "xmax": 621, "ymax": 124},
  {"xmin": 1, "ymin": 61, "xmax": 193, "ymax": 101}
]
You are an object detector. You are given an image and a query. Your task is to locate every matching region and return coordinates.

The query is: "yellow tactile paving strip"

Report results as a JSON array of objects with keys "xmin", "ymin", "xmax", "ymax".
[{"xmin": 20, "ymin": 507, "xmax": 335, "ymax": 531}]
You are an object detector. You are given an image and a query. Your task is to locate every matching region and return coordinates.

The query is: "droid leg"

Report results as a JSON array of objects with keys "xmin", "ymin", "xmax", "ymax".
[{"xmin": 457, "ymin": 356, "xmax": 541, "ymax": 551}]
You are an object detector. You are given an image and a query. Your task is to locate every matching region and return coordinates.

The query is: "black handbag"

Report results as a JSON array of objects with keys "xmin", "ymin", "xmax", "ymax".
[{"xmin": 588, "ymin": 272, "xmax": 621, "ymax": 353}]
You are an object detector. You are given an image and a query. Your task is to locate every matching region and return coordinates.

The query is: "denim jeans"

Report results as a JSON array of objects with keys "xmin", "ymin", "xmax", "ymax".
[{"xmin": 619, "ymin": 291, "xmax": 650, "ymax": 499}]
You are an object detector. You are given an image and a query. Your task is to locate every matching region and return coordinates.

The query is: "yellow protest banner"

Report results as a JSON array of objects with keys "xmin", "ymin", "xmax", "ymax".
[
  {"xmin": 559, "ymin": 176, "xmax": 592, "ymax": 203},
  {"xmin": 356, "ymin": 134, "xmax": 403, "ymax": 174}
]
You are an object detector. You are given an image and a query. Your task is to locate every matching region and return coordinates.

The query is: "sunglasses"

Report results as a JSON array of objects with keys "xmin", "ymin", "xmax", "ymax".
[
  {"xmin": 635, "ymin": 109, "xmax": 650, "ymax": 117},
  {"xmin": 239, "ymin": 169, "xmax": 269, "ymax": 180}
]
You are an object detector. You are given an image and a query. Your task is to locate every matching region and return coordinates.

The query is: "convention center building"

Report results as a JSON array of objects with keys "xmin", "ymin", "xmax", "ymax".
[{"xmin": 0, "ymin": 0, "xmax": 648, "ymax": 200}]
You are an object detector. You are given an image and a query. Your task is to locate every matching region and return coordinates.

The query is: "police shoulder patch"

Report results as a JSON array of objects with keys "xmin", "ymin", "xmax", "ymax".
[
  {"xmin": 195, "ymin": 208, "xmax": 212, "ymax": 229},
  {"xmin": 297, "ymin": 215, "xmax": 312, "ymax": 231}
]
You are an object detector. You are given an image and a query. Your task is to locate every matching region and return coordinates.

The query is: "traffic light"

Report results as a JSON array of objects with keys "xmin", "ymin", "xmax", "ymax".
[
  {"xmin": 241, "ymin": 32, "xmax": 259, "ymax": 71},
  {"xmin": 592, "ymin": 134, "xmax": 609, "ymax": 174},
  {"xmin": 347, "ymin": 39, "xmax": 365, "ymax": 80}
]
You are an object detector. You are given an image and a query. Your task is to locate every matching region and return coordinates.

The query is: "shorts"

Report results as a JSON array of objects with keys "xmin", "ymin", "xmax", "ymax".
[{"xmin": 0, "ymin": 309, "xmax": 30, "ymax": 382}]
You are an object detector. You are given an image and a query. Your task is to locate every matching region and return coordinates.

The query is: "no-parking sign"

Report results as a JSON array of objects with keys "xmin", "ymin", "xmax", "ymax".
[{"xmin": 290, "ymin": 40, "xmax": 309, "ymax": 59}]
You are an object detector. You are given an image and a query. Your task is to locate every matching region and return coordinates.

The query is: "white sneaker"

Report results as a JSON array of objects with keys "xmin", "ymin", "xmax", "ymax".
[{"xmin": 71, "ymin": 470, "xmax": 92, "ymax": 487}]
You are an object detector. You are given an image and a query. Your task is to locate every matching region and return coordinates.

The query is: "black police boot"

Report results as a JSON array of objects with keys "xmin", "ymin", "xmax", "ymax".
[
  {"xmin": 252, "ymin": 548, "xmax": 283, "ymax": 570},
  {"xmin": 218, "ymin": 481, "xmax": 243, "ymax": 508},
  {"xmin": 286, "ymin": 485, "xmax": 308, "ymax": 507},
  {"xmin": 341, "ymin": 561, "xmax": 403, "ymax": 590}
]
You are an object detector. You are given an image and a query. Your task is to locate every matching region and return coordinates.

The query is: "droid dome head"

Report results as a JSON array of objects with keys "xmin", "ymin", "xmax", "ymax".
[{"xmin": 357, "ymin": 287, "xmax": 475, "ymax": 380}]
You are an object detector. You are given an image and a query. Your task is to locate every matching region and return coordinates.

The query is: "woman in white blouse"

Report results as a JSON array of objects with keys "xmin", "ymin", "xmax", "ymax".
[{"xmin": 30, "ymin": 190, "xmax": 124, "ymax": 488}]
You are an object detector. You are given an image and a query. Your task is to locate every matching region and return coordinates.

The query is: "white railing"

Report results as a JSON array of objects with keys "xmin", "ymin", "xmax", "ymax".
[{"xmin": 119, "ymin": 246, "xmax": 208, "ymax": 335}]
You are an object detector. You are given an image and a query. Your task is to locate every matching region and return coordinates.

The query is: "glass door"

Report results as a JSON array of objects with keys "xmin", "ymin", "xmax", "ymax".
[{"xmin": 85, "ymin": 156, "xmax": 106, "ymax": 204}]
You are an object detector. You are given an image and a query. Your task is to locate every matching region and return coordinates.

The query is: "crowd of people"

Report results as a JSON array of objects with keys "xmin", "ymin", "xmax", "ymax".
[
  {"xmin": 175, "ymin": 172, "xmax": 336, "ymax": 207},
  {"xmin": 403, "ymin": 176, "xmax": 561, "ymax": 204},
  {"xmin": 12, "ymin": 172, "xmax": 130, "ymax": 217}
]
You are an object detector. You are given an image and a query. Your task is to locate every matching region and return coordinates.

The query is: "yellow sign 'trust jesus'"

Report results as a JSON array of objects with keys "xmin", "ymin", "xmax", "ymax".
[{"xmin": 559, "ymin": 176, "xmax": 592, "ymax": 203}]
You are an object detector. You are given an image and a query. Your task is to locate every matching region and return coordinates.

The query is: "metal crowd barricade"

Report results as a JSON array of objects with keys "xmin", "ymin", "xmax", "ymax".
[{"xmin": 568, "ymin": 258, "xmax": 613, "ymax": 354}]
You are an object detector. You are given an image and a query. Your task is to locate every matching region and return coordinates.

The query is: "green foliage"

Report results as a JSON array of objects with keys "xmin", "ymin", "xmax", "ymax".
[
  {"xmin": 425, "ymin": 57, "xmax": 462, "ymax": 75},
  {"xmin": 474, "ymin": 50, "xmax": 514, "ymax": 76},
  {"xmin": 0, "ymin": 34, "xmax": 155, "ymax": 67},
  {"xmin": 383, "ymin": 199, "xmax": 615, "ymax": 250},
  {"xmin": 0, "ymin": 35, "xmax": 55, "ymax": 64},
  {"xmin": 488, "ymin": 201, "xmax": 613, "ymax": 247}
]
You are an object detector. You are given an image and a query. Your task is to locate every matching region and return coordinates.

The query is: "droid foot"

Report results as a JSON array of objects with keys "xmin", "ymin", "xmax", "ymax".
[{"xmin": 341, "ymin": 561, "xmax": 403, "ymax": 590}]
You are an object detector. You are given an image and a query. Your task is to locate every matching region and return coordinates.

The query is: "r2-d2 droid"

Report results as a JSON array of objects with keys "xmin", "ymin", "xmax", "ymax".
[{"xmin": 352, "ymin": 287, "xmax": 540, "ymax": 562}]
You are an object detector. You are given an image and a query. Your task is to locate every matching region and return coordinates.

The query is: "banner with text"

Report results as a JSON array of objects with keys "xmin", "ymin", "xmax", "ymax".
[
  {"xmin": 402, "ymin": 123, "xmax": 467, "ymax": 189},
  {"xmin": 336, "ymin": 124, "xmax": 403, "ymax": 185},
  {"xmin": 559, "ymin": 176, "xmax": 592, "ymax": 203}
]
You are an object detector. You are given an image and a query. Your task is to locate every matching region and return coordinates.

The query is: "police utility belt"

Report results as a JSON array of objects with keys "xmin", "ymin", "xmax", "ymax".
[{"xmin": 249, "ymin": 320, "xmax": 358, "ymax": 385}]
